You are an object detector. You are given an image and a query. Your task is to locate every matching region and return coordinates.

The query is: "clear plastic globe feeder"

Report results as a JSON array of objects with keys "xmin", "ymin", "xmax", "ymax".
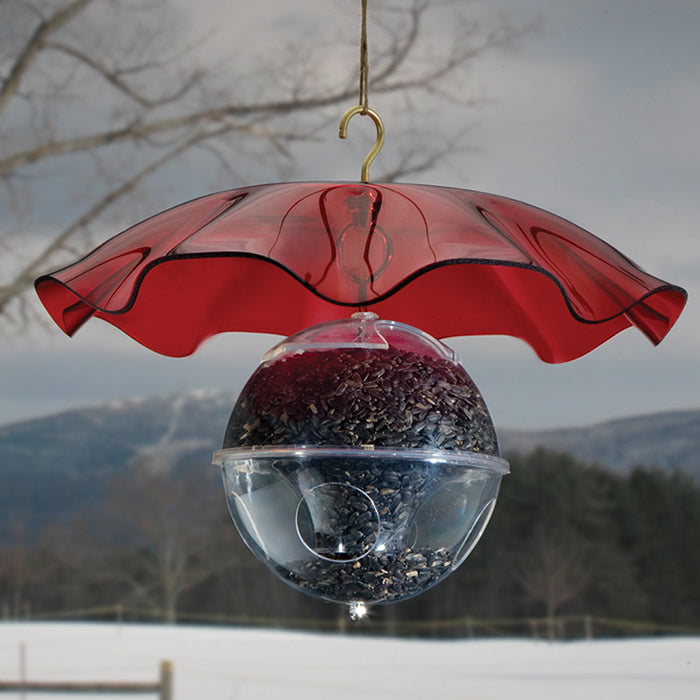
[{"xmin": 213, "ymin": 312, "xmax": 509, "ymax": 616}]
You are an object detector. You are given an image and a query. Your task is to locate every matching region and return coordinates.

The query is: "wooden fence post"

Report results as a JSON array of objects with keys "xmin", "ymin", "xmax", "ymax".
[
  {"xmin": 337, "ymin": 606, "xmax": 347, "ymax": 635},
  {"xmin": 19, "ymin": 642, "xmax": 26, "ymax": 700},
  {"xmin": 528, "ymin": 618, "xmax": 538, "ymax": 639},
  {"xmin": 159, "ymin": 660, "xmax": 173, "ymax": 700},
  {"xmin": 557, "ymin": 618, "xmax": 566, "ymax": 640}
]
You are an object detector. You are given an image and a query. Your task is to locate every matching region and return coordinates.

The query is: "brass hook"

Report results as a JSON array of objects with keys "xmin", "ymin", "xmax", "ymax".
[{"xmin": 338, "ymin": 105, "xmax": 385, "ymax": 183}]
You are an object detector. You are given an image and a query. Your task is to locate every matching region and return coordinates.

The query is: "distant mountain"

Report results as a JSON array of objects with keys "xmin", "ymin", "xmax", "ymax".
[
  {"xmin": 498, "ymin": 409, "xmax": 700, "ymax": 478},
  {"xmin": 0, "ymin": 390, "xmax": 237, "ymax": 538},
  {"xmin": 1, "ymin": 390, "xmax": 698, "ymax": 539}
]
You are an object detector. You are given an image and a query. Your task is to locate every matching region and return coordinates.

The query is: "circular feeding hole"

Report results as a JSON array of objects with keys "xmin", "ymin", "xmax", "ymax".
[{"xmin": 295, "ymin": 483, "xmax": 380, "ymax": 562}]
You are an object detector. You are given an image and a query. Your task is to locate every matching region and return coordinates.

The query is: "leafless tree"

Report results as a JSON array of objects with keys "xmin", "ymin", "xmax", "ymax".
[
  {"xmin": 514, "ymin": 527, "xmax": 591, "ymax": 639},
  {"xmin": 96, "ymin": 461, "xmax": 231, "ymax": 623},
  {"xmin": 0, "ymin": 516, "xmax": 33, "ymax": 618},
  {"xmin": 0, "ymin": 0, "xmax": 525, "ymax": 326}
]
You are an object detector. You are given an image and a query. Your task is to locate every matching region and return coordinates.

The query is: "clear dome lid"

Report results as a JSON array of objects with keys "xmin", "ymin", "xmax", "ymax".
[
  {"xmin": 223, "ymin": 312, "xmax": 499, "ymax": 455},
  {"xmin": 262, "ymin": 311, "xmax": 458, "ymax": 362}
]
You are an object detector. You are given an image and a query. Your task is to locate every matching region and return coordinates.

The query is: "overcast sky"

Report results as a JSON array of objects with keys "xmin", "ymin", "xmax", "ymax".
[{"xmin": 1, "ymin": 0, "xmax": 698, "ymax": 432}]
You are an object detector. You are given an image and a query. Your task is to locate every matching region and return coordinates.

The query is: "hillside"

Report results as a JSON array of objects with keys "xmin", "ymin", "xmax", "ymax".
[
  {"xmin": 0, "ymin": 390, "xmax": 236, "ymax": 537},
  {"xmin": 499, "ymin": 409, "xmax": 700, "ymax": 477},
  {"xmin": 1, "ymin": 390, "xmax": 698, "ymax": 537}
]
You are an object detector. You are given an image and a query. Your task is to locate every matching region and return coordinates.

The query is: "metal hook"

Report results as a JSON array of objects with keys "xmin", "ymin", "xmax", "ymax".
[{"xmin": 339, "ymin": 105, "xmax": 385, "ymax": 183}]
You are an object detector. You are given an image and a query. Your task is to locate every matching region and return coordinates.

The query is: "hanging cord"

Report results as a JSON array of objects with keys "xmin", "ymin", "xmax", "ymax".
[
  {"xmin": 359, "ymin": 0, "xmax": 369, "ymax": 113},
  {"xmin": 339, "ymin": 0, "xmax": 385, "ymax": 183}
]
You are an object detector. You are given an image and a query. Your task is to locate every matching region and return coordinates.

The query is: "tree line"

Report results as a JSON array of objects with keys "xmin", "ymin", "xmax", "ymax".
[{"xmin": 2, "ymin": 447, "xmax": 699, "ymax": 635}]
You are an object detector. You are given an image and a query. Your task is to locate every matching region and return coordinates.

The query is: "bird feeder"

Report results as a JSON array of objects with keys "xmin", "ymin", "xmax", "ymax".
[{"xmin": 213, "ymin": 312, "xmax": 507, "ymax": 615}]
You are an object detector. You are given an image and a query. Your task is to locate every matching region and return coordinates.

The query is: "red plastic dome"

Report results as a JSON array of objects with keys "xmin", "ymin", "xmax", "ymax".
[{"xmin": 35, "ymin": 182, "xmax": 686, "ymax": 362}]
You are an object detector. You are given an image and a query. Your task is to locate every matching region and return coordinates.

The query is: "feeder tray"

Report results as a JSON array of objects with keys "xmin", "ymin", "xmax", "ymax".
[{"xmin": 213, "ymin": 312, "xmax": 509, "ymax": 610}]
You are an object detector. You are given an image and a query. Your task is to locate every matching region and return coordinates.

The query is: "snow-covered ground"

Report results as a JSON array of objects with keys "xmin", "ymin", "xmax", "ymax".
[{"xmin": 1, "ymin": 623, "xmax": 699, "ymax": 699}]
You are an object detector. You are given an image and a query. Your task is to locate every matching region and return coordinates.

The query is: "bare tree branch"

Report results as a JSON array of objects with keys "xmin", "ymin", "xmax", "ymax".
[
  {"xmin": 0, "ymin": 0, "xmax": 95, "ymax": 115},
  {"xmin": 378, "ymin": 134, "xmax": 470, "ymax": 183},
  {"xmin": 0, "ymin": 139, "xmax": 193, "ymax": 316},
  {"xmin": 0, "ymin": 94, "xmax": 348, "ymax": 177},
  {"xmin": 0, "ymin": 118, "xmax": 307, "ymax": 317},
  {"xmin": 0, "ymin": 0, "xmax": 528, "ymax": 323},
  {"xmin": 41, "ymin": 40, "xmax": 202, "ymax": 109}
]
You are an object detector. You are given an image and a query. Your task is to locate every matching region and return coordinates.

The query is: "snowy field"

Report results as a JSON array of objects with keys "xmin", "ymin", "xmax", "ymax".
[{"xmin": 1, "ymin": 623, "xmax": 699, "ymax": 699}]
